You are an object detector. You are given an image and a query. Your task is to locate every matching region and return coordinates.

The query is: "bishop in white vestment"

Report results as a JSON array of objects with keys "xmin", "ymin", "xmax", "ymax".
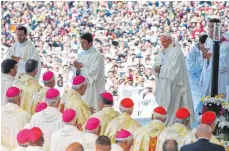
[
  {"xmin": 1, "ymin": 146, "xmax": 10, "ymax": 151},
  {"xmin": 111, "ymin": 129, "xmax": 133, "ymax": 151},
  {"xmin": 1, "ymin": 87, "xmax": 31, "ymax": 150},
  {"xmin": 26, "ymin": 127, "xmax": 44, "ymax": 151},
  {"xmin": 78, "ymin": 117, "xmax": 100, "ymax": 151},
  {"xmin": 29, "ymin": 88, "xmax": 63, "ymax": 151},
  {"xmin": 49, "ymin": 109, "xmax": 83, "ymax": 151},
  {"xmin": 12, "ymin": 129, "xmax": 30, "ymax": 151},
  {"xmin": 155, "ymin": 33, "xmax": 194, "ymax": 125},
  {"xmin": 73, "ymin": 33, "xmax": 105, "ymax": 111},
  {"xmin": 30, "ymin": 71, "xmax": 55, "ymax": 115}
]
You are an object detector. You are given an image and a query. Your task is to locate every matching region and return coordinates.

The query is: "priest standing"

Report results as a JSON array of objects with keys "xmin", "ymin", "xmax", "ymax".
[
  {"xmin": 186, "ymin": 35, "xmax": 208, "ymax": 112},
  {"xmin": 6, "ymin": 26, "xmax": 41, "ymax": 81},
  {"xmin": 155, "ymin": 32, "xmax": 194, "ymax": 125},
  {"xmin": 72, "ymin": 32, "xmax": 105, "ymax": 111},
  {"xmin": 200, "ymin": 18, "xmax": 229, "ymax": 98}
]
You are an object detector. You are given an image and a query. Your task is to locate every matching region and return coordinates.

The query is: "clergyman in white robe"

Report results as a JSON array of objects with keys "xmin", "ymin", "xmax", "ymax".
[
  {"xmin": 185, "ymin": 44, "xmax": 203, "ymax": 111},
  {"xmin": 6, "ymin": 40, "xmax": 41, "ymax": 81},
  {"xmin": 11, "ymin": 146, "xmax": 27, "ymax": 151},
  {"xmin": 1, "ymin": 102, "xmax": 31, "ymax": 150},
  {"xmin": 1, "ymin": 146, "xmax": 10, "ymax": 151},
  {"xmin": 111, "ymin": 144, "xmax": 124, "ymax": 151},
  {"xmin": 200, "ymin": 35, "xmax": 229, "ymax": 97},
  {"xmin": 77, "ymin": 132, "xmax": 98, "ymax": 151},
  {"xmin": 1, "ymin": 73, "xmax": 14, "ymax": 106},
  {"xmin": 26, "ymin": 146, "xmax": 44, "ymax": 151},
  {"xmin": 155, "ymin": 39, "xmax": 194, "ymax": 125},
  {"xmin": 73, "ymin": 46, "xmax": 105, "ymax": 110},
  {"xmin": 49, "ymin": 124, "xmax": 83, "ymax": 151},
  {"xmin": 29, "ymin": 106, "xmax": 63, "ymax": 151}
]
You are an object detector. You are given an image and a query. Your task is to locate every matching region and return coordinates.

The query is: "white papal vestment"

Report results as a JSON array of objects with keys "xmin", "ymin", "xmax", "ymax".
[{"xmin": 155, "ymin": 41, "xmax": 194, "ymax": 125}]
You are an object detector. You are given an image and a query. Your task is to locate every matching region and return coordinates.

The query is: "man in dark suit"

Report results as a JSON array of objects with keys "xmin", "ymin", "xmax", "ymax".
[{"xmin": 180, "ymin": 124, "xmax": 225, "ymax": 151}]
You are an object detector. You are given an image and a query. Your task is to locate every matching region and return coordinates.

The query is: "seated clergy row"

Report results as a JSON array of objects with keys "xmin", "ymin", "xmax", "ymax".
[{"xmin": 1, "ymin": 70, "xmax": 224, "ymax": 151}]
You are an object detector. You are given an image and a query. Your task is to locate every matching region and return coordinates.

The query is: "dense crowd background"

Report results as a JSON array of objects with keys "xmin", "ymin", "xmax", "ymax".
[{"xmin": 1, "ymin": 1, "xmax": 229, "ymax": 103}]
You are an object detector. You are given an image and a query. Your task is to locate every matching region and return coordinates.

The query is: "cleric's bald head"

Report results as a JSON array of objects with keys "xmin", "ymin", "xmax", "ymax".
[
  {"xmin": 66, "ymin": 142, "xmax": 84, "ymax": 151},
  {"xmin": 196, "ymin": 124, "xmax": 212, "ymax": 140}
]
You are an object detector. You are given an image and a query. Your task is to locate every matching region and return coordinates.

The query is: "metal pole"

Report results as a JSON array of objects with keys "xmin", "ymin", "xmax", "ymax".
[{"xmin": 211, "ymin": 23, "xmax": 221, "ymax": 97}]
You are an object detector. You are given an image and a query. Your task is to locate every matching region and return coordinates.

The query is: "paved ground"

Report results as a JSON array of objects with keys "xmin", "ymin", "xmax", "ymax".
[
  {"xmin": 135, "ymin": 118, "xmax": 152, "ymax": 126},
  {"xmin": 134, "ymin": 117, "xmax": 199, "ymax": 128},
  {"xmin": 116, "ymin": 97, "xmax": 200, "ymax": 128}
]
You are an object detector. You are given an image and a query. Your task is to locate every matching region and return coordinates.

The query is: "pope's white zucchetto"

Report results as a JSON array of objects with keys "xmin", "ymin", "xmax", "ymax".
[{"xmin": 161, "ymin": 32, "xmax": 173, "ymax": 38}]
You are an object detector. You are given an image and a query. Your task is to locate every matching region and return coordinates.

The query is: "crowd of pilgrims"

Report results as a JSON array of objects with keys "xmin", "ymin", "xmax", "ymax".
[
  {"xmin": 1, "ymin": 59, "xmax": 226, "ymax": 151},
  {"xmin": 2, "ymin": 1, "xmax": 229, "ymax": 151},
  {"xmin": 2, "ymin": 16, "xmax": 229, "ymax": 151}
]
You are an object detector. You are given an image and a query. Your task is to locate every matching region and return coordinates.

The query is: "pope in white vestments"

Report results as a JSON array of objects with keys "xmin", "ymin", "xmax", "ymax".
[
  {"xmin": 7, "ymin": 27, "xmax": 41, "ymax": 81},
  {"xmin": 1, "ymin": 87, "xmax": 31, "ymax": 150},
  {"xmin": 49, "ymin": 109, "xmax": 84, "ymax": 151},
  {"xmin": 73, "ymin": 33, "xmax": 105, "ymax": 111},
  {"xmin": 155, "ymin": 33, "xmax": 194, "ymax": 125}
]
